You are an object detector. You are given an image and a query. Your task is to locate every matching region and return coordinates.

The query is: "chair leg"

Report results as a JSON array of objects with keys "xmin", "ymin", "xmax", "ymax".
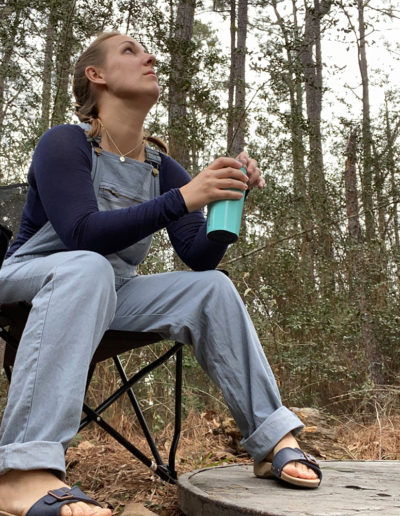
[
  {"xmin": 85, "ymin": 363, "xmax": 96, "ymax": 393},
  {"xmin": 0, "ymin": 327, "xmax": 19, "ymax": 383},
  {"xmin": 113, "ymin": 355, "xmax": 163, "ymax": 466},
  {"xmin": 80, "ymin": 343, "xmax": 184, "ymax": 483},
  {"xmin": 81, "ymin": 402, "xmax": 176, "ymax": 483},
  {"xmin": 168, "ymin": 344, "xmax": 183, "ymax": 478},
  {"xmin": 4, "ymin": 364, "xmax": 12, "ymax": 383}
]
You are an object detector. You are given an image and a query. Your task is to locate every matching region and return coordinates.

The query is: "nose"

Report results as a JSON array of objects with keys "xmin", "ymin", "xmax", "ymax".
[{"xmin": 145, "ymin": 53, "xmax": 156, "ymax": 67}]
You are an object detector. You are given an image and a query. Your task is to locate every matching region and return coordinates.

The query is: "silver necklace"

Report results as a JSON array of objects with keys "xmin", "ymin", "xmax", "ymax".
[{"xmin": 98, "ymin": 119, "xmax": 144, "ymax": 162}]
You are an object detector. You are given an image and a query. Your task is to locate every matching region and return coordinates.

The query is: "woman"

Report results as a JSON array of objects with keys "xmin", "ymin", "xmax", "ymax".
[{"xmin": 0, "ymin": 32, "xmax": 321, "ymax": 516}]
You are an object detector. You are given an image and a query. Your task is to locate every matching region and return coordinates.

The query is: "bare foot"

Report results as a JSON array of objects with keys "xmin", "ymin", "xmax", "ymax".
[
  {"xmin": 0, "ymin": 470, "xmax": 111, "ymax": 516},
  {"xmin": 266, "ymin": 433, "xmax": 319, "ymax": 480}
]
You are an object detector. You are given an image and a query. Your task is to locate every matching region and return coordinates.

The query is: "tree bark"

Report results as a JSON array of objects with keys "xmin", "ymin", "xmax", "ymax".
[
  {"xmin": 345, "ymin": 130, "xmax": 362, "ymax": 244},
  {"xmin": 357, "ymin": 0, "xmax": 375, "ymax": 243},
  {"xmin": 0, "ymin": 4, "xmax": 22, "ymax": 139},
  {"xmin": 344, "ymin": 129, "xmax": 384, "ymax": 385},
  {"xmin": 51, "ymin": 0, "xmax": 75, "ymax": 127},
  {"xmin": 386, "ymin": 102, "xmax": 400, "ymax": 275},
  {"xmin": 273, "ymin": 0, "xmax": 315, "ymax": 287},
  {"xmin": 227, "ymin": 0, "xmax": 236, "ymax": 155},
  {"xmin": 226, "ymin": 0, "xmax": 248, "ymax": 157},
  {"xmin": 299, "ymin": 0, "xmax": 334, "ymax": 292},
  {"xmin": 40, "ymin": 9, "xmax": 56, "ymax": 135},
  {"xmin": 167, "ymin": 0, "xmax": 196, "ymax": 171}
]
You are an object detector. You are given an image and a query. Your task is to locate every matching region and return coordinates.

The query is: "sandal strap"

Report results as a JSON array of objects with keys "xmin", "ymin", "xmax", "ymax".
[
  {"xmin": 25, "ymin": 486, "xmax": 102, "ymax": 516},
  {"xmin": 270, "ymin": 447, "xmax": 322, "ymax": 480}
]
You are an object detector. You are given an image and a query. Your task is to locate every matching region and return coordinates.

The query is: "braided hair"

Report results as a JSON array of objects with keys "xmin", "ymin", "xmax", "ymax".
[
  {"xmin": 72, "ymin": 31, "xmax": 168, "ymax": 154},
  {"xmin": 73, "ymin": 32, "xmax": 120, "ymax": 139}
]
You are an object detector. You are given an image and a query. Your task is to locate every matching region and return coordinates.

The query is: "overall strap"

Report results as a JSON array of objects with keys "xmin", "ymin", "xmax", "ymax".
[
  {"xmin": 78, "ymin": 122, "xmax": 102, "ymax": 194},
  {"xmin": 145, "ymin": 145, "xmax": 162, "ymax": 169},
  {"xmin": 145, "ymin": 146, "xmax": 162, "ymax": 198},
  {"xmin": 78, "ymin": 123, "xmax": 162, "ymax": 197}
]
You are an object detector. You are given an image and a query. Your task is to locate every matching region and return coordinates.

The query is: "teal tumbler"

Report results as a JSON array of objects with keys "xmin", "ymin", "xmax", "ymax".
[{"xmin": 206, "ymin": 167, "xmax": 247, "ymax": 244}]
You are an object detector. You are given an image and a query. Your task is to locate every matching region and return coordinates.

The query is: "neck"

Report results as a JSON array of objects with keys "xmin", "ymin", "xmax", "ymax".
[{"xmin": 97, "ymin": 101, "xmax": 148, "ymax": 160}]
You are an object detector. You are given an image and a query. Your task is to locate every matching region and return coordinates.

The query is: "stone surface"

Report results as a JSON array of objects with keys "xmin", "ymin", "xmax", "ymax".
[{"xmin": 177, "ymin": 461, "xmax": 400, "ymax": 516}]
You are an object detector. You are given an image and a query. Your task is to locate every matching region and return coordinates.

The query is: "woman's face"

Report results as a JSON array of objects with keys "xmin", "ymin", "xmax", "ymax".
[{"xmin": 95, "ymin": 34, "xmax": 159, "ymax": 105}]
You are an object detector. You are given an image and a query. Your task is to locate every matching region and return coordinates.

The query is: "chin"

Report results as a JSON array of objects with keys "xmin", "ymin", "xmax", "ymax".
[
  {"xmin": 119, "ymin": 88, "xmax": 160, "ymax": 109},
  {"xmin": 147, "ymin": 87, "xmax": 161, "ymax": 105}
]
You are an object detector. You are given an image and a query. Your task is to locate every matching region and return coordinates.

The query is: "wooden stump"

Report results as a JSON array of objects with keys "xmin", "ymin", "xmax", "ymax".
[{"xmin": 178, "ymin": 461, "xmax": 400, "ymax": 515}]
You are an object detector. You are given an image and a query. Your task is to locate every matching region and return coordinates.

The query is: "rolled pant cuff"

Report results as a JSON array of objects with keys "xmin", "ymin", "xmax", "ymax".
[
  {"xmin": 0, "ymin": 441, "xmax": 66, "ymax": 479},
  {"xmin": 240, "ymin": 406, "xmax": 304, "ymax": 463}
]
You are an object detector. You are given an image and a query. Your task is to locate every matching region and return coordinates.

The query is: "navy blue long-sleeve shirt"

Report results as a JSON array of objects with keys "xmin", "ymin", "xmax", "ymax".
[{"xmin": 7, "ymin": 124, "xmax": 228, "ymax": 270}]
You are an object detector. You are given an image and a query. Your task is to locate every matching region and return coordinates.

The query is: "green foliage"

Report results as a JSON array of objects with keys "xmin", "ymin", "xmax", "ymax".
[{"xmin": 2, "ymin": 0, "xmax": 400, "ymax": 420}]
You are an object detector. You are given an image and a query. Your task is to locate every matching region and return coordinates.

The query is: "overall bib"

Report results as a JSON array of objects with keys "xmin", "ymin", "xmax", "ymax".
[{"xmin": 0, "ymin": 126, "xmax": 303, "ymax": 478}]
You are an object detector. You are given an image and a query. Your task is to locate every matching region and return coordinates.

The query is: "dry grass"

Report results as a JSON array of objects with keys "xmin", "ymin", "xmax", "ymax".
[
  {"xmin": 66, "ymin": 411, "xmax": 250, "ymax": 515},
  {"xmin": 337, "ymin": 414, "xmax": 400, "ymax": 461}
]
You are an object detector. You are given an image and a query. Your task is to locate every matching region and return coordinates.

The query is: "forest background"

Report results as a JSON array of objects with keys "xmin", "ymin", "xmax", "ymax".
[{"xmin": 1, "ymin": 0, "xmax": 400, "ymax": 430}]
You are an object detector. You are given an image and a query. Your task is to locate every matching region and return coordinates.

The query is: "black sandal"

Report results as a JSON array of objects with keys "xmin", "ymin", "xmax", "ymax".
[
  {"xmin": 0, "ymin": 486, "xmax": 104, "ymax": 516},
  {"xmin": 254, "ymin": 447, "xmax": 322, "ymax": 488}
]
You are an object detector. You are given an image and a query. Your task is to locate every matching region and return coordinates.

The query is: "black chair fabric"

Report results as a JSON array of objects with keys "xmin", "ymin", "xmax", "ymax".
[{"xmin": 0, "ymin": 224, "xmax": 12, "ymax": 268}]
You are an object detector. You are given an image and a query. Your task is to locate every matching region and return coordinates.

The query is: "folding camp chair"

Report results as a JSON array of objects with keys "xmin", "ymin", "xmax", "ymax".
[{"xmin": 0, "ymin": 299, "xmax": 183, "ymax": 483}]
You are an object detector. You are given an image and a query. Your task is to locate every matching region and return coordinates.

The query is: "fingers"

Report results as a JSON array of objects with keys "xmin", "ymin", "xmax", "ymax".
[
  {"xmin": 235, "ymin": 152, "xmax": 265, "ymax": 190},
  {"xmin": 235, "ymin": 151, "xmax": 249, "ymax": 167},
  {"xmin": 208, "ymin": 156, "xmax": 244, "ymax": 171},
  {"xmin": 213, "ymin": 166, "xmax": 248, "ymax": 189},
  {"xmin": 247, "ymin": 165, "xmax": 264, "ymax": 189},
  {"xmin": 179, "ymin": 157, "xmax": 250, "ymax": 212}
]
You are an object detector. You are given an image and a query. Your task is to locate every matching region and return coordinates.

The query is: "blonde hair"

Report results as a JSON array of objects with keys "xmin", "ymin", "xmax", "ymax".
[
  {"xmin": 72, "ymin": 31, "xmax": 168, "ymax": 153},
  {"xmin": 73, "ymin": 31, "xmax": 121, "ymax": 138}
]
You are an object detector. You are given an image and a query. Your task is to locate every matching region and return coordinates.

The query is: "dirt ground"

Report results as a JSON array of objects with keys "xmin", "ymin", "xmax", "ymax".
[{"xmin": 65, "ymin": 411, "xmax": 400, "ymax": 515}]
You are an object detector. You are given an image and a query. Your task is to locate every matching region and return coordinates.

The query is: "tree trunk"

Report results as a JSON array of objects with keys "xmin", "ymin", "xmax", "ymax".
[
  {"xmin": 357, "ymin": 0, "xmax": 375, "ymax": 243},
  {"xmin": 273, "ymin": 0, "xmax": 315, "ymax": 288},
  {"xmin": 51, "ymin": 0, "xmax": 75, "ymax": 127},
  {"xmin": 387, "ymin": 101, "xmax": 400, "ymax": 277},
  {"xmin": 344, "ymin": 129, "xmax": 384, "ymax": 385},
  {"xmin": 0, "ymin": 5, "xmax": 22, "ymax": 139},
  {"xmin": 227, "ymin": 0, "xmax": 236, "ymax": 155},
  {"xmin": 40, "ymin": 10, "xmax": 56, "ymax": 135},
  {"xmin": 167, "ymin": 0, "xmax": 196, "ymax": 171},
  {"xmin": 226, "ymin": 0, "xmax": 248, "ymax": 157},
  {"xmin": 345, "ymin": 130, "xmax": 362, "ymax": 245},
  {"xmin": 300, "ymin": 0, "xmax": 334, "ymax": 292}
]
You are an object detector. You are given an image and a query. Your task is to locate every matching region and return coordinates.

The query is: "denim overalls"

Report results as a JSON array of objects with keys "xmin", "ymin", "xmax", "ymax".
[
  {"xmin": 0, "ymin": 125, "xmax": 303, "ymax": 478},
  {"xmin": 4, "ymin": 124, "xmax": 161, "ymax": 287}
]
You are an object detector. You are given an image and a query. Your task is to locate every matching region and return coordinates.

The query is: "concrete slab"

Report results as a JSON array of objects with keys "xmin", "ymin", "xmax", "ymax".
[{"xmin": 177, "ymin": 461, "xmax": 400, "ymax": 516}]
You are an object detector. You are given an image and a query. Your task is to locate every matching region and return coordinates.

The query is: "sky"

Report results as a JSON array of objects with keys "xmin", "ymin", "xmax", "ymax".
[{"xmin": 198, "ymin": 2, "xmax": 400, "ymax": 121}]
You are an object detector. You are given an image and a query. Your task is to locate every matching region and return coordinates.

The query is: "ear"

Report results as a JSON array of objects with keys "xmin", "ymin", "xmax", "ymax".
[{"xmin": 85, "ymin": 65, "xmax": 106, "ymax": 85}]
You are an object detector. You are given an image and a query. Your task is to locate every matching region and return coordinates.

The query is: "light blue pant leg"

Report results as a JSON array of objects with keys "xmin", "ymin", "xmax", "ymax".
[
  {"xmin": 0, "ymin": 251, "xmax": 117, "ymax": 478},
  {"xmin": 111, "ymin": 270, "xmax": 303, "ymax": 463}
]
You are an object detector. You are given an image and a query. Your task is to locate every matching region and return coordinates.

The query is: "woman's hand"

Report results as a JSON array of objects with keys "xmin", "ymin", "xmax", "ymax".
[
  {"xmin": 236, "ymin": 151, "xmax": 265, "ymax": 190},
  {"xmin": 180, "ymin": 157, "xmax": 249, "ymax": 212}
]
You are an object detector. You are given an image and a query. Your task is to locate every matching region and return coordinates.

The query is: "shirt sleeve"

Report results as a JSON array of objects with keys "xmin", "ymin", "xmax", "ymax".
[
  {"xmin": 159, "ymin": 154, "xmax": 228, "ymax": 271},
  {"xmin": 32, "ymin": 125, "xmax": 188, "ymax": 255}
]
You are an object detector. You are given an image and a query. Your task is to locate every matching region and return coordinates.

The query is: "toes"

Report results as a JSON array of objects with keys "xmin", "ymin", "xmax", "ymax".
[
  {"xmin": 91, "ymin": 508, "xmax": 112, "ymax": 516},
  {"xmin": 61, "ymin": 503, "xmax": 86, "ymax": 516},
  {"xmin": 283, "ymin": 461, "xmax": 318, "ymax": 479},
  {"xmin": 57, "ymin": 499, "xmax": 111, "ymax": 516},
  {"xmin": 60, "ymin": 504, "xmax": 73, "ymax": 516},
  {"xmin": 73, "ymin": 503, "xmax": 86, "ymax": 516}
]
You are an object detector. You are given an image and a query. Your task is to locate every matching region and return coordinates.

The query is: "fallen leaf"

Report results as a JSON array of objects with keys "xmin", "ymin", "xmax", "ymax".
[{"xmin": 122, "ymin": 502, "xmax": 157, "ymax": 515}]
